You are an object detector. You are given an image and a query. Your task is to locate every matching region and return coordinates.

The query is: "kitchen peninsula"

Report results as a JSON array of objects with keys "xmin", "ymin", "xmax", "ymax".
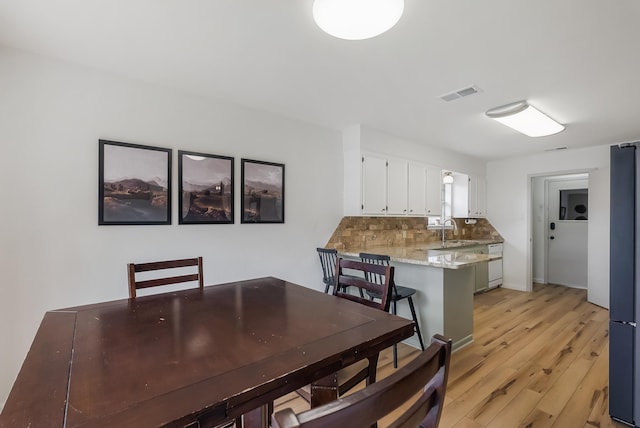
[{"xmin": 326, "ymin": 217, "xmax": 503, "ymax": 351}]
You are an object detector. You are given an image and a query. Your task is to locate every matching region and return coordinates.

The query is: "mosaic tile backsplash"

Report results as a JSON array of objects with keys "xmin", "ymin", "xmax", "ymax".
[{"xmin": 325, "ymin": 217, "xmax": 503, "ymax": 250}]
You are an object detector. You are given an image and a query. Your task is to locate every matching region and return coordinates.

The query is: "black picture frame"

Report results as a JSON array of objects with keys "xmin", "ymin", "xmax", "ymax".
[
  {"xmin": 99, "ymin": 139, "xmax": 172, "ymax": 225},
  {"xmin": 178, "ymin": 151, "xmax": 234, "ymax": 224},
  {"xmin": 241, "ymin": 159, "xmax": 285, "ymax": 224}
]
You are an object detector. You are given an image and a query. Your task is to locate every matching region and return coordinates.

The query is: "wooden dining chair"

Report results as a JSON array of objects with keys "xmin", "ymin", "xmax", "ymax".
[
  {"xmin": 360, "ymin": 252, "xmax": 426, "ymax": 368},
  {"xmin": 332, "ymin": 258, "xmax": 394, "ymax": 312},
  {"xmin": 273, "ymin": 334, "xmax": 452, "ymax": 428},
  {"xmin": 127, "ymin": 257, "xmax": 204, "ymax": 298},
  {"xmin": 296, "ymin": 258, "xmax": 394, "ymax": 408}
]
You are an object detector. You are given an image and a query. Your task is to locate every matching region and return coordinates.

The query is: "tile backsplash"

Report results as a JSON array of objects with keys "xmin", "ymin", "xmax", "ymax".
[{"xmin": 325, "ymin": 216, "xmax": 503, "ymax": 250}]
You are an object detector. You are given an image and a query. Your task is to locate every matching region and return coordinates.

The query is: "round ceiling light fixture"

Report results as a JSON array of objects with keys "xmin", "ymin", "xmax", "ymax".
[{"xmin": 312, "ymin": 0, "xmax": 405, "ymax": 41}]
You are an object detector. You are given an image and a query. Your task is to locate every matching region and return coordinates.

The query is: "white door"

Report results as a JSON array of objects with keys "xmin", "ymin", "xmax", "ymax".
[{"xmin": 547, "ymin": 179, "xmax": 588, "ymax": 288}]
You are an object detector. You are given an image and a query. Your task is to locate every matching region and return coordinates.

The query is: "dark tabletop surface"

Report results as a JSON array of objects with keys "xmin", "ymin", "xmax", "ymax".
[{"xmin": 0, "ymin": 277, "xmax": 414, "ymax": 428}]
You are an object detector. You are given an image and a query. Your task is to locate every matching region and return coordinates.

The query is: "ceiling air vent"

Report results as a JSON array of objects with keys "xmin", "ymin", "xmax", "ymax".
[
  {"xmin": 439, "ymin": 85, "xmax": 482, "ymax": 102},
  {"xmin": 544, "ymin": 146, "xmax": 568, "ymax": 152}
]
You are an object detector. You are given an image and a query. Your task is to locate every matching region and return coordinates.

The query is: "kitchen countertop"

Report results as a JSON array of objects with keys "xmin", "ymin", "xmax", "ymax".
[{"xmin": 338, "ymin": 239, "xmax": 503, "ymax": 269}]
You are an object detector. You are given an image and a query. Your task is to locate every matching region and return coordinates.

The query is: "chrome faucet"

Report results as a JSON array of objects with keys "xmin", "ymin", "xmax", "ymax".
[{"xmin": 441, "ymin": 218, "xmax": 458, "ymax": 247}]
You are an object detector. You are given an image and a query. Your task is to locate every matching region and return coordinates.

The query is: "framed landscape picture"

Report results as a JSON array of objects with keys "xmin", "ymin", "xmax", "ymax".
[
  {"xmin": 98, "ymin": 140, "xmax": 172, "ymax": 225},
  {"xmin": 178, "ymin": 151, "xmax": 234, "ymax": 224},
  {"xmin": 241, "ymin": 159, "xmax": 285, "ymax": 224}
]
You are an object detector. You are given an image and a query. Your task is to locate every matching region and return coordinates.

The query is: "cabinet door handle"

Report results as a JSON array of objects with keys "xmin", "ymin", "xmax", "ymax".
[{"xmin": 403, "ymin": 209, "xmax": 407, "ymax": 212}]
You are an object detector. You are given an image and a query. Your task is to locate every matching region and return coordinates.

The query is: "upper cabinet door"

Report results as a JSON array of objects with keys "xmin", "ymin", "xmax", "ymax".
[
  {"xmin": 425, "ymin": 166, "xmax": 443, "ymax": 216},
  {"xmin": 475, "ymin": 176, "xmax": 486, "ymax": 217},
  {"xmin": 468, "ymin": 175, "xmax": 486, "ymax": 217},
  {"xmin": 468, "ymin": 176, "xmax": 478, "ymax": 216},
  {"xmin": 387, "ymin": 159, "xmax": 409, "ymax": 215},
  {"xmin": 362, "ymin": 154, "xmax": 388, "ymax": 215},
  {"xmin": 452, "ymin": 173, "xmax": 486, "ymax": 218},
  {"xmin": 451, "ymin": 172, "xmax": 470, "ymax": 217},
  {"xmin": 408, "ymin": 163, "xmax": 426, "ymax": 215}
]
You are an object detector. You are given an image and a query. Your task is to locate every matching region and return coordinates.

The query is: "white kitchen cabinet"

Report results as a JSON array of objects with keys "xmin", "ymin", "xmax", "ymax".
[
  {"xmin": 387, "ymin": 159, "xmax": 409, "ymax": 215},
  {"xmin": 408, "ymin": 162, "xmax": 426, "ymax": 215},
  {"xmin": 362, "ymin": 154, "xmax": 388, "ymax": 215},
  {"xmin": 452, "ymin": 173, "xmax": 486, "ymax": 218},
  {"xmin": 473, "ymin": 176, "xmax": 486, "ymax": 217},
  {"xmin": 425, "ymin": 165, "xmax": 443, "ymax": 216},
  {"xmin": 469, "ymin": 175, "xmax": 486, "ymax": 217},
  {"xmin": 362, "ymin": 152, "xmax": 445, "ymax": 217}
]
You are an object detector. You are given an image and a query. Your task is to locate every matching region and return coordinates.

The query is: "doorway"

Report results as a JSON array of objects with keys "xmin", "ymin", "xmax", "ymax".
[{"xmin": 531, "ymin": 173, "xmax": 589, "ymax": 289}]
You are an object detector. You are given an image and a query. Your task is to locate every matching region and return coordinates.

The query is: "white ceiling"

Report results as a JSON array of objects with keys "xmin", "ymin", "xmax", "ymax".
[{"xmin": 1, "ymin": 0, "xmax": 640, "ymax": 160}]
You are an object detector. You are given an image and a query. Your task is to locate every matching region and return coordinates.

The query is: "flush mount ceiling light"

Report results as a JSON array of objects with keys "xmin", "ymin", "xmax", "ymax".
[
  {"xmin": 312, "ymin": 0, "xmax": 405, "ymax": 40},
  {"xmin": 442, "ymin": 171, "xmax": 454, "ymax": 184},
  {"xmin": 485, "ymin": 101, "xmax": 565, "ymax": 137}
]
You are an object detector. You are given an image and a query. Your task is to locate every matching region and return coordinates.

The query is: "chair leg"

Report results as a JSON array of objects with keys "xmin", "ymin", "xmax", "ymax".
[
  {"xmin": 407, "ymin": 296, "xmax": 425, "ymax": 351},
  {"xmin": 391, "ymin": 300, "xmax": 398, "ymax": 369}
]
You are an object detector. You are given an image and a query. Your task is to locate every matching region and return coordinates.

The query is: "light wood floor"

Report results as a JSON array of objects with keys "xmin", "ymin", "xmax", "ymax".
[{"xmin": 275, "ymin": 283, "xmax": 626, "ymax": 428}]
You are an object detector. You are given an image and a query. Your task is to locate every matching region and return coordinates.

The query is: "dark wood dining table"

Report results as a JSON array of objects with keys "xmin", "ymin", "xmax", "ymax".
[{"xmin": 0, "ymin": 277, "xmax": 414, "ymax": 428}]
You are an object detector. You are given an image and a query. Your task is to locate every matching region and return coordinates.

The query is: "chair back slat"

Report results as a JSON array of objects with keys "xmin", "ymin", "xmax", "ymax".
[
  {"xmin": 134, "ymin": 274, "xmax": 201, "ymax": 290},
  {"xmin": 316, "ymin": 248, "xmax": 338, "ymax": 291},
  {"xmin": 360, "ymin": 253, "xmax": 399, "ymax": 296},
  {"xmin": 128, "ymin": 257, "xmax": 204, "ymax": 298},
  {"xmin": 133, "ymin": 258, "xmax": 202, "ymax": 272},
  {"xmin": 272, "ymin": 335, "xmax": 452, "ymax": 428},
  {"xmin": 334, "ymin": 258, "xmax": 393, "ymax": 312}
]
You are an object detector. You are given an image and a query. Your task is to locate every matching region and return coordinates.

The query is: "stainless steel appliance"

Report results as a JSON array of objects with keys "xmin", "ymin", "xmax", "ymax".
[{"xmin": 609, "ymin": 144, "xmax": 640, "ymax": 427}]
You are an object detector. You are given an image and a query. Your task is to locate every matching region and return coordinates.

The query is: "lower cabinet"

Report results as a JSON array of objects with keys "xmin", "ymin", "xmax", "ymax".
[
  {"xmin": 474, "ymin": 246, "xmax": 489, "ymax": 293},
  {"xmin": 456, "ymin": 245, "xmax": 489, "ymax": 293}
]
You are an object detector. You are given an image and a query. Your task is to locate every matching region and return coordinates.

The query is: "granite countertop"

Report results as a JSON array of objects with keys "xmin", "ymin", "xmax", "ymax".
[{"xmin": 338, "ymin": 239, "xmax": 503, "ymax": 269}]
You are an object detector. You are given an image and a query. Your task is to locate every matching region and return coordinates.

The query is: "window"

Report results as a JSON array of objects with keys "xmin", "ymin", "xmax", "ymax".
[
  {"xmin": 427, "ymin": 182, "xmax": 452, "ymax": 227},
  {"xmin": 559, "ymin": 188, "xmax": 588, "ymax": 220}
]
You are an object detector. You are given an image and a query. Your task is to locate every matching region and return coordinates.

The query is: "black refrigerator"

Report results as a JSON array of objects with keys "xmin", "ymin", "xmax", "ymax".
[{"xmin": 610, "ymin": 144, "xmax": 640, "ymax": 427}]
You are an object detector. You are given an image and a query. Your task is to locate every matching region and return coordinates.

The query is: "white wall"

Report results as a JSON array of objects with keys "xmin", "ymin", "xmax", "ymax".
[
  {"xmin": 0, "ymin": 47, "xmax": 343, "ymax": 408},
  {"xmin": 487, "ymin": 145, "xmax": 610, "ymax": 308},
  {"xmin": 361, "ymin": 126, "xmax": 486, "ymax": 176}
]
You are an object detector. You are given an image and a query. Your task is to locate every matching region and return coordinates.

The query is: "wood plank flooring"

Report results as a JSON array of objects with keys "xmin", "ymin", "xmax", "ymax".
[{"xmin": 274, "ymin": 284, "xmax": 626, "ymax": 428}]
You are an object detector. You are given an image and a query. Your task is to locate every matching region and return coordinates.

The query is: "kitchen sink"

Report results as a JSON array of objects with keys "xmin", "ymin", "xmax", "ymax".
[{"xmin": 438, "ymin": 240, "xmax": 478, "ymax": 248}]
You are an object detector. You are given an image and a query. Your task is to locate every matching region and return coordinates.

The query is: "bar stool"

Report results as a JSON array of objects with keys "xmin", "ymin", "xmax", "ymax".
[
  {"xmin": 316, "ymin": 247, "xmax": 338, "ymax": 293},
  {"xmin": 359, "ymin": 252, "xmax": 426, "ymax": 368},
  {"xmin": 316, "ymin": 248, "xmax": 364, "ymax": 297}
]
